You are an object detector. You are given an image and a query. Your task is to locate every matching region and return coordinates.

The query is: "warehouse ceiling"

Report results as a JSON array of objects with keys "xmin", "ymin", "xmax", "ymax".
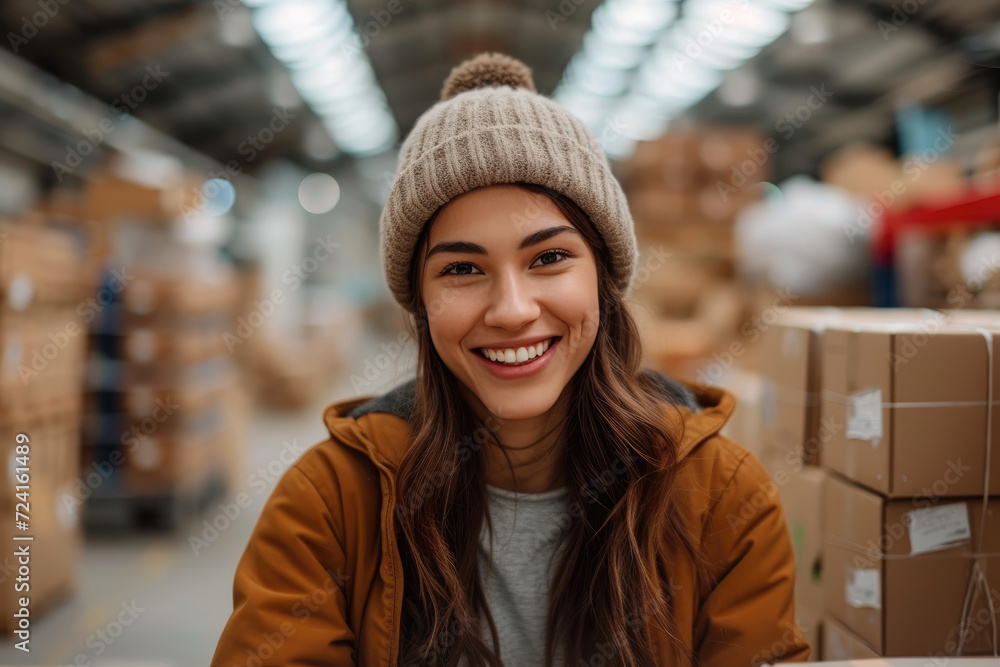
[
  {"xmin": 0, "ymin": 0, "xmax": 998, "ymax": 180},
  {"xmin": 0, "ymin": 0, "xmax": 592, "ymax": 172},
  {"xmin": 686, "ymin": 0, "xmax": 1000, "ymax": 177}
]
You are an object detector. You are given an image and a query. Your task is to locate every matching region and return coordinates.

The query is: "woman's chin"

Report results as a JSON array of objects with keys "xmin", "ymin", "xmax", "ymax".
[{"xmin": 472, "ymin": 386, "xmax": 564, "ymax": 421}]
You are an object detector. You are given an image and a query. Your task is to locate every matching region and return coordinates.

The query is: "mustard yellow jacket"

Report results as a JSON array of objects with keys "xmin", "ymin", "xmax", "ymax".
[{"xmin": 212, "ymin": 373, "xmax": 810, "ymax": 666}]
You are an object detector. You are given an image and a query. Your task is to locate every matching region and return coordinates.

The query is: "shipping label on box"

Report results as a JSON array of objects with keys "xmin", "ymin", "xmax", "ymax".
[
  {"xmin": 906, "ymin": 504, "xmax": 972, "ymax": 555},
  {"xmin": 846, "ymin": 389, "xmax": 882, "ymax": 443}
]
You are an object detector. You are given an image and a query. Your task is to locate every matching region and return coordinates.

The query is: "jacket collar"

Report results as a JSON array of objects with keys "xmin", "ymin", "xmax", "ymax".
[{"xmin": 321, "ymin": 370, "xmax": 735, "ymax": 474}]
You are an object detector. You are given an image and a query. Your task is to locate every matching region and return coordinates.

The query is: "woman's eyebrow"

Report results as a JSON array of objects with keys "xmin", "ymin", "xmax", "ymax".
[{"xmin": 425, "ymin": 226, "xmax": 581, "ymax": 259}]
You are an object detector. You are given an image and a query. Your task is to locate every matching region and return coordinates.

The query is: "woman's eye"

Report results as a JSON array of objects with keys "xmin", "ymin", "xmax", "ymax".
[
  {"xmin": 532, "ymin": 250, "xmax": 571, "ymax": 268},
  {"xmin": 441, "ymin": 262, "xmax": 481, "ymax": 276}
]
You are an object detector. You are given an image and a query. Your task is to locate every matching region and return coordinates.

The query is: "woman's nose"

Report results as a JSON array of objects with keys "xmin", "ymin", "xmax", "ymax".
[{"xmin": 483, "ymin": 272, "xmax": 540, "ymax": 331}]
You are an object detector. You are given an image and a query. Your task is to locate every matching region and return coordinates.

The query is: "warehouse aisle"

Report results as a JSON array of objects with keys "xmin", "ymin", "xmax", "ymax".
[{"xmin": 0, "ymin": 377, "xmax": 362, "ymax": 666}]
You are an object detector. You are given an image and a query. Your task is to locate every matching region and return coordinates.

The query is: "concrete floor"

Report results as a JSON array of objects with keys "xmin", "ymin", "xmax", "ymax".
[{"xmin": 0, "ymin": 374, "xmax": 379, "ymax": 667}]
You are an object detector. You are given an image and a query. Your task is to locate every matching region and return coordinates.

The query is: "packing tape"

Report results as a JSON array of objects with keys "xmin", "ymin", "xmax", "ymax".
[
  {"xmin": 821, "ymin": 390, "xmax": 1000, "ymax": 408},
  {"xmin": 824, "ymin": 534, "xmax": 1000, "ymax": 560},
  {"xmin": 763, "ymin": 383, "xmax": 821, "ymax": 407}
]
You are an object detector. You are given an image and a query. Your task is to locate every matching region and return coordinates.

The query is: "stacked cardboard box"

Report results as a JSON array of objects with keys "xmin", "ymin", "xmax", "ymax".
[
  {"xmin": 821, "ymin": 143, "xmax": 967, "ymax": 213},
  {"xmin": 620, "ymin": 127, "xmax": 767, "ymax": 258},
  {"xmin": 758, "ymin": 307, "xmax": 958, "ymax": 660},
  {"xmin": 622, "ymin": 127, "xmax": 768, "ymax": 380},
  {"xmin": 84, "ymin": 268, "xmax": 242, "ymax": 506},
  {"xmin": 84, "ymin": 173, "xmax": 202, "ymax": 227},
  {"xmin": 228, "ymin": 262, "xmax": 343, "ymax": 411},
  {"xmin": 717, "ymin": 366, "xmax": 765, "ymax": 461},
  {"xmin": 0, "ymin": 224, "xmax": 86, "ymax": 632},
  {"xmin": 761, "ymin": 307, "xmax": 1000, "ymax": 659},
  {"xmin": 819, "ymin": 316, "xmax": 1000, "ymax": 658}
]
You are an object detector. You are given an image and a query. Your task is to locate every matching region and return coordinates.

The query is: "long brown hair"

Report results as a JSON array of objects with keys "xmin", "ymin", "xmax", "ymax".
[{"xmin": 395, "ymin": 182, "xmax": 705, "ymax": 666}]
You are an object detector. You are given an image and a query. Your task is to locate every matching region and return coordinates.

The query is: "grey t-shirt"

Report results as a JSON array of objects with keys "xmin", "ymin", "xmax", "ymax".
[{"xmin": 456, "ymin": 483, "xmax": 570, "ymax": 666}]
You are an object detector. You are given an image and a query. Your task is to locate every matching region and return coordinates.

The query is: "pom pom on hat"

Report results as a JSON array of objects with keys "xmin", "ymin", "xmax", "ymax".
[{"xmin": 440, "ymin": 52, "xmax": 536, "ymax": 101}]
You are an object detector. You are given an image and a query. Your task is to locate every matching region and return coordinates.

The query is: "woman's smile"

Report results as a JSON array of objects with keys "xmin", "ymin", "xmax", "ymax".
[{"xmin": 472, "ymin": 335, "xmax": 562, "ymax": 379}]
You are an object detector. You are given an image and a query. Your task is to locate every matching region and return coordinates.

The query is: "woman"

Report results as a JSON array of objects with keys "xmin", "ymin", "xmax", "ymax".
[{"xmin": 212, "ymin": 53, "xmax": 809, "ymax": 667}]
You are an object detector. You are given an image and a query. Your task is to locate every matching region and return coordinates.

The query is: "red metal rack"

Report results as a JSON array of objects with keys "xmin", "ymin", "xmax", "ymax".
[{"xmin": 873, "ymin": 187, "xmax": 1000, "ymax": 305}]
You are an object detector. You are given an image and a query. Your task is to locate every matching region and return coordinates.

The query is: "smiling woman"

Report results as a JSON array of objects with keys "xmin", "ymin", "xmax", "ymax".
[
  {"xmin": 211, "ymin": 52, "xmax": 811, "ymax": 667},
  {"xmin": 418, "ymin": 185, "xmax": 600, "ymax": 433}
]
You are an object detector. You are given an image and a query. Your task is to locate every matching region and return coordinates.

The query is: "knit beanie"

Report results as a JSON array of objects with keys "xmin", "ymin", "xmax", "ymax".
[{"xmin": 378, "ymin": 52, "xmax": 639, "ymax": 313}]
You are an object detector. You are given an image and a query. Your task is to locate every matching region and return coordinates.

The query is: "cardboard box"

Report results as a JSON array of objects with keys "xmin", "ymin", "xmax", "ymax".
[
  {"xmin": 696, "ymin": 183, "xmax": 760, "ymax": 224},
  {"xmin": 759, "ymin": 310, "xmax": 828, "ymax": 465},
  {"xmin": 0, "ymin": 223, "xmax": 85, "ymax": 308},
  {"xmin": 121, "ymin": 356, "xmax": 236, "ymax": 396},
  {"xmin": 760, "ymin": 308, "xmax": 940, "ymax": 466},
  {"xmin": 695, "ymin": 127, "xmax": 769, "ymax": 182},
  {"xmin": 628, "ymin": 188, "xmax": 696, "ymax": 228},
  {"xmin": 821, "ymin": 616, "xmax": 879, "ymax": 660},
  {"xmin": 86, "ymin": 397, "xmax": 228, "ymax": 446},
  {"xmin": 665, "ymin": 218, "xmax": 734, "ymax": 259},
  {"xmin": 0, "ymin": 417, "xmax": 81, "ymax": 633},
  {"xmin": 123, "ymin": 434, "xmax": 212, "ymax": 493},
  {"xmin": 821, "ymin": 144, "xmax": 903, "ymax": 206},
  {"xmin": 121, "ymin": 271, "xmax": 239, "ymax": 320},
  {"xmin": 121, "ymin": 328, "xmax": 228, "ymax": 365},
  {"xmin": 123, "ymin": 364, "xmax": 237, "ymax": 420},
  {"xmin": 718, "ymin": 368, "xmax": 764, "ymax": 458},
  {"xmin": 619, "ymin": 132, "xmax": 700, "ymax": 189},
  {"xmin": 774, "ymin": 463, "xmax": 826, "ymax": 612},
  {"xmin": 0, "ymin": 307, "xmax": 87, "ymax": 423},
  {"xmin": 823, "ymin": 473, "xmax": 1000, "ymax": 655},
  {"xmin": 631, "ymin": 257, "xmax": 720, "ymax": 319},
  {"xmin": 85, "ymin": 175, "xmax": 202, "ymax": 225},
  {"xmin": 821, "ymin": 321, "xmax": 1000, "ymax": 497}
]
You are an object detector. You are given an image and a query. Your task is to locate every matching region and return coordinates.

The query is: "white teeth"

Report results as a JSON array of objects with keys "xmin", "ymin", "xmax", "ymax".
[{"xmin": 480, "ymin": 338, "xmax": 554, "ymax": 365}]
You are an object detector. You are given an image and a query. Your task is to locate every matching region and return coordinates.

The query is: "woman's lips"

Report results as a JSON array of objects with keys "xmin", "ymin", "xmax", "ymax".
[{"xmin": 473, "ymin": 336, "xmax": 561, "ymax": 379}]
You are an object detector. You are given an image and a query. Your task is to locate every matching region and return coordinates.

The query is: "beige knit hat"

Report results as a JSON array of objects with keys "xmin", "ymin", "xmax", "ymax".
[{"xmin": 379, "ymin": 52, "xmax": 639, "ymax": 312}]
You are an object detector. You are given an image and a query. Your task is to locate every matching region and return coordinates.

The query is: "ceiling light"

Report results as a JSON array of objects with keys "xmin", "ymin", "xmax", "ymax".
[{"xmin": 298, "ymin": 173, "xmax": 341, "ymax": 214}]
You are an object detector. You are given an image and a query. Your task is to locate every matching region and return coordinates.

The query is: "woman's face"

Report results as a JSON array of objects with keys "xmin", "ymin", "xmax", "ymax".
[{"xmin": 420, "ymin": 184, "xmax": 601, "ymax": 420}]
